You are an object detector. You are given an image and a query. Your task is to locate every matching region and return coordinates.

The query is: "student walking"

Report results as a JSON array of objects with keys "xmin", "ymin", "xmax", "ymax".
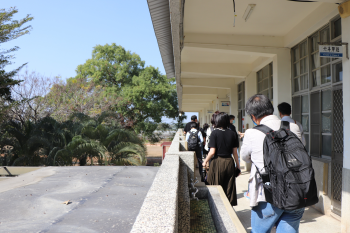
[
  {"xmin": 277, "ymin": 102, "xmax": 307, "ymax": 146},
  {"xmin": 202, "ymin": 113, "xmax": 240, "ymax": 206},
  {"xmin": 186, "ymin": 122, "xmax": 204, "ymax": 178},
  {"xmin": 241, "ymin": 94, "xmax": 317, "ymax": 233},
  {"xmin": 184, "ymin": 115, "xmax": 198, "ymax": 135}
]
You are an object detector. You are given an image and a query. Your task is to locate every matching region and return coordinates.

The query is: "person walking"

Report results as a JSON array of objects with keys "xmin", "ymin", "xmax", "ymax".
[
  {"xmin": 241, "ymin": 94, "xmax": 304, "ymax": 233},
  {"xmin": 202, "ymin": 123, "xmax": 209, "ymax": 156},
  {"xmin": 277, "ymin": 102, "xmax": 306, "ymax": 146},
  {"xmin": 186, "ymin": 122, "xmax": 204, "ymax": 178},
  {"xmin": 184, "ymin": 115, "xmax": 198, "ymax": 135},
  {"xmin": 202, "ymin": 113, "xmax": 240, "ymax": 206}
]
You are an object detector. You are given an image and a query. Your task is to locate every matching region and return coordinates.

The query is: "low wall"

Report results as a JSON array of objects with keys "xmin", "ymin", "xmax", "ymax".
[
  {"xmin": 132, "ymin": 129, "xmax": 246, "ymax": 233},
  {"xmin": 131, "ymin": 154, "xmax": 180, "ymax": 233},
  {"xmin": 197, "ymin": 186, "xmax": 246, "ymax": 233}
]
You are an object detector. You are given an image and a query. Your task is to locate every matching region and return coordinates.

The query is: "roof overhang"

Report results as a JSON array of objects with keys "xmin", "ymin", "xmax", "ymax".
[{"xmin": 147, "ymin": 0, "xmax": 183, "ymax": 110}]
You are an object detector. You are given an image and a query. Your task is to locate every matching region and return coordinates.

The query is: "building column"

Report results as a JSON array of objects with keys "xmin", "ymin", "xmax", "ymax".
[
  {"xmin": 341, "ymin": 14, "xmax": 350, "ymax": 233},
  {"xmin": 272, "ymin": 51, "xmax": 292, "ymax": 115}
]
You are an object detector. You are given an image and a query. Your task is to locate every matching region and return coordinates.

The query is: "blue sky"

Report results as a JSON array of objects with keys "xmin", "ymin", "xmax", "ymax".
[{"xmin": 3, "ymin": 0, "xmax": 197, "ymax": 123}]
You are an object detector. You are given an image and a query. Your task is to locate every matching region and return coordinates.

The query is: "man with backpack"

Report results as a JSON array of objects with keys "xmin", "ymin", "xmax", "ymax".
[
  {"xmin": 241, "ymin": 94, "xmax": 318, "ymax": 233},
  {"xmin": 278, "ymin": 102, "xmax": 306, "ymax": 146},
  {"xmin": 184, "ymin": 115, "xmax": 199, "ymax": 135},
  {"xmin": 186, "ymin": 122, "xmax": 204, "ymax": 179}
]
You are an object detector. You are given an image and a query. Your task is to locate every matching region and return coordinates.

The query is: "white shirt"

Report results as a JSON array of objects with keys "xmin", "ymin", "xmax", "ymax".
[
  {"xmin": 281, "ymin": 116, "xmax": 306, "ymax": 146},
  {"xmin": 186, "ymin": 129, "xmax": 204, "ymax": 145},
  {"xmin": 241, "ymin": 115, "xmax": 301, "ymax": 208},
  {"xmin": 204, "ymin": 127, "xmax": 212, "ymax": 151}
]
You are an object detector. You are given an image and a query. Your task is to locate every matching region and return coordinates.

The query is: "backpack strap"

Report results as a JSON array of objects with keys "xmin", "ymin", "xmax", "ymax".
[
  {"xmin": 280, "ymin": 121, "xmax": 290, "ymax": 131},
  {"xmin": 253, "ymin": 124, "xmax": 274, "ymax": 135}
]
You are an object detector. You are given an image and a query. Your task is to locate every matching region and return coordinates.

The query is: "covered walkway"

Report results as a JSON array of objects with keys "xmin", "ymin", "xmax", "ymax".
[{"xmin": 195, "ymin": 168, "xmax": 341, "ymax": 232}]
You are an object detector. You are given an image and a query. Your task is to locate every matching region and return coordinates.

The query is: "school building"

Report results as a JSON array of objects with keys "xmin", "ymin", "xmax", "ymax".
[{"xmin": 148, "ymin": 0, "xmax": 350, "ymax": 231}]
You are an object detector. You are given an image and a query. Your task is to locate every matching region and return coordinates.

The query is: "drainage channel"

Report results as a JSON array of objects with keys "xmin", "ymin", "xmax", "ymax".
[{"xmin": 190, "ymin": 199, "xmax": 217, "ymax": 233}]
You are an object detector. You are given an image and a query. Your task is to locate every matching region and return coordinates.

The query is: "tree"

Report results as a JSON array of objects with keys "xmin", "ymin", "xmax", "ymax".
[
  {"xmin": 74, "ymin": 44, "xmax": 179, "ymax": 140},
  {"xmin": 0, "ymin": 111, "xmax": 146, "ymax": 166},
  {"xmin": 8, "ymin": 70, "xmax": 60, "ymax": 125},
  {"xmin": 44, "ymin": 77, "xmax": 120, "ymax": 122},
  {"xmin": 0, "ymin": 7, "xmax": 33, "ymax": 121}
]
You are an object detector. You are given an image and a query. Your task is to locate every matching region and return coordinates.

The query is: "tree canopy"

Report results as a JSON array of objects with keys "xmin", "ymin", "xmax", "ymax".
[
  {"xmin": 73, "ymin": 43, "xmax": 178, "ymax": 139},
  {"xmin": 0, "ymin": 7, "xmax": 33, "ymax": 122}
]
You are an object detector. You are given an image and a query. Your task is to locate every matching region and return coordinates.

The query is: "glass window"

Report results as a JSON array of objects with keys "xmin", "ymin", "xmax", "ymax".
[
  {"xmin": 322, "ymin": 89, "xmax": 332, "ymax": 111},
  {"xmin": 311, "ymin": 35, "xmax": 318, "ymax": 52},
  {"xmin": 257, "ymin": 63, "xmax": 273, "ymax": 100},
  {"xmin": 293, "ymin": 47, "xmax": 299, "ymax": 61},
  {"xmin": 311, "ymin": 53, "xmax": 319, "ymax": 70},
  {"xmin": 312, "ymin": 70, "xmax": 321, "ymax": 87},
  {"xmin": 300, "ymin": 41, "xmax": 307, "ymax": 57},
  {"xmin": 302, "ymin": 95, "xmax": 309, "ymax": 113},
  {"xmin": 302, "ymin": 115, "xmax": 309, "ymax": 132},
  {"xmin": 333, "ymin": 18, "xmax": 341, "ymax": 39},
  {"xmin": 294, "ymin": 78, "xmax": 300, "ymax": 92},
  {"xmin": 320, "ymin": 27, "xmax": 330, "ymax": 43},
  {"xmin": 322, "ymin": 135, "xmax": 332, "ymax": 156},
  {"xmin": 322, "ymin": 113, "xmax": 331, "ymax": 133},
  {"xmin": 321, "ymin": 65, "xmax": 331, "ymax": 84},
  {"xmin": 333, "ymin": 62, "xmax": 343, "ymax": 82}
]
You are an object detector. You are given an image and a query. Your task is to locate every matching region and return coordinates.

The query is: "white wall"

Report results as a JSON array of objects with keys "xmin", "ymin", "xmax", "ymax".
[{"xmin": 342, "ymin": 15, "xmax": 350, "ymax": 171}]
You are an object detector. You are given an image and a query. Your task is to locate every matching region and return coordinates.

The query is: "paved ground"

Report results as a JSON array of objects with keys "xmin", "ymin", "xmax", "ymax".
[
  {"xmin": 0, "ymin": 166, "xmax": 158, "ymax": 233},
  {"xmin": 234, "ymin": 171, "xmax": 341, "ymax": 233}
]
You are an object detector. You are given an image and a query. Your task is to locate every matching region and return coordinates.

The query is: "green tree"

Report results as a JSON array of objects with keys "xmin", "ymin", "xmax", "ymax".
[
  {"xmin": 74, "ymin": 44, "xmax": 178, "ymax": 140},
  {"xmin": 0, "ymin": 7, "xmax": 33, "ymax": 121}
]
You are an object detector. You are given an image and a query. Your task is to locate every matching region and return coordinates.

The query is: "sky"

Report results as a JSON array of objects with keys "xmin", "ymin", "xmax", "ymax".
[{"xmin": 3, "ymin": 0, "xmax": 197, "ymax": 124}]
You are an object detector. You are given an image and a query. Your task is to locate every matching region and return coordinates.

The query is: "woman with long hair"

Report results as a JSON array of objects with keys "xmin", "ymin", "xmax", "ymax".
[{"xmin": 202, "ymin": 112, "xmax": 240, "ymax": 206}]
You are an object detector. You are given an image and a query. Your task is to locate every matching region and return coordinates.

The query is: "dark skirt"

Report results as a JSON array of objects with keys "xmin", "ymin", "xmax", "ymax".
[{"xmin": 207, "ymin": 156, "xmax": 237, "ymax": 206}]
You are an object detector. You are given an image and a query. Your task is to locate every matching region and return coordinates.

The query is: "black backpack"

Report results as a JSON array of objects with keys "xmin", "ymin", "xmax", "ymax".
[
  {"xmin": 254, "ymin": 121, "xmax": 318, "ymax": 210},
  {"xmin": 188, "ymin": 131, "xmax": 199, "ymax": 151}
]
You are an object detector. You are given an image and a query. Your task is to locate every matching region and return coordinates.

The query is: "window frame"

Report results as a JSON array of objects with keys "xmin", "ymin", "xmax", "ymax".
[
  {"xmin": 291, "ymin": 16, "xmax": 342, "ymax": 159},
  {"xmin": 257, "ymin": 63, "xmax": 273, "ymax": 101}
]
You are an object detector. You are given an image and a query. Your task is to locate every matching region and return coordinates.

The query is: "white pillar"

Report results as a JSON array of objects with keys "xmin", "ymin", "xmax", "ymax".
[
  {"xmin": 341, "ymin": 14, "xmax": 350, "ymax": 233},
  {"xmin": 272, "ymin": 51, "xmax": 292, "ymax": 115},
  {"xmin": 230, "ymin": 82, "xmax": 239, "ymax": 129}
]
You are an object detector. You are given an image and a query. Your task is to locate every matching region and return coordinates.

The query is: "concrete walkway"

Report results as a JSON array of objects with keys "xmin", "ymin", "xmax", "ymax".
[{"xmin": 234, "ymin": 171, "xmax": 341, "ymax": 233}]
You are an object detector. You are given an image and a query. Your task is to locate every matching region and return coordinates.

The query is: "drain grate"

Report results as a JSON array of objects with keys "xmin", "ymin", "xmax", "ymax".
[{"xmin": 190, "ymin": 199, "xmax": 217, "ymax": 233}]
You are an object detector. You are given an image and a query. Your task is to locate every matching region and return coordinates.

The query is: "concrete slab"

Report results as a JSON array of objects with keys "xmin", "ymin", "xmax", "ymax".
[
  {"xmin": 0, "ymin": 166, "xmax": 158, "ymax": 233},
  {"xmin": 234, "ymin": 172, "xmax": 341, "ymax": 233}
]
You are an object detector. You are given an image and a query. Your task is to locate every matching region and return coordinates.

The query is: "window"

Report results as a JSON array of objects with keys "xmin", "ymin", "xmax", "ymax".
[
  {"xmin": 291, "ymin": 16, "xmax": 341, "ymax": 158},
  {"xmin": 257, "ymin": 63, "xmax": 273, "ymax": 101},
  {"xmin": 292, "ymin": 41, "xmax": 308, "ymax": 92},
  {"xmin": 237, "ymin": 82, "xmax": 245, "ymax": 133}
]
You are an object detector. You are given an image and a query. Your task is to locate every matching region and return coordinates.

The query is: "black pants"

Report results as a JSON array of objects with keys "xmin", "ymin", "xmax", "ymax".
[{"xmin": 189, "ymin": 147, "xmax": 203, "ymax": 180}]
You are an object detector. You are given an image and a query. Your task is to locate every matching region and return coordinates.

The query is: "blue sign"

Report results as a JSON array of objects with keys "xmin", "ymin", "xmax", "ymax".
[{"xmin": 319, "ymin": 45, "xmax": 343, "ymax": 58}]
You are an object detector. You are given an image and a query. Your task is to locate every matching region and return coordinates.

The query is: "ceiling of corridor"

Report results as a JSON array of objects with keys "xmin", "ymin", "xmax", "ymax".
[
  {"xmin": 179, "ymin": 0, "xmax": 340, "ymax": 111},
  {"xmin": 184, "ymin": 0, "xmax": 336, "ymax": 36}
]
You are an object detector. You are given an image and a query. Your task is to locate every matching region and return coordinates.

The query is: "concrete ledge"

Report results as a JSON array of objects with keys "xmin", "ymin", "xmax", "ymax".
[
  {"xmin": 178, "ymin": 163, "xmax": 190, "ymax": 233},
  {"xmin": 0, "ymin": 167, "xmax": 41, "ymax": 176},
  {"xmin": 131, "ymin": 154, "xmax": 180, "ymax": 233},
  {"xmin": 198, "ymin": 186, "xmax": 246, "ymax": 233}
]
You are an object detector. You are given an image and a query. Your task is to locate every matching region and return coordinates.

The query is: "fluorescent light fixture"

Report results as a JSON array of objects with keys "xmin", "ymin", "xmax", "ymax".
[{"xmin": 242, "ymin": 4, "xmax": 256, "ymax": 22}]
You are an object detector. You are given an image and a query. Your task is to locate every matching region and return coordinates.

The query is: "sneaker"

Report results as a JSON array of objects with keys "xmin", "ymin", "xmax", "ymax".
[{"xmin": 244, "ymin": 192, "xmax": 250, "ymax": 200}]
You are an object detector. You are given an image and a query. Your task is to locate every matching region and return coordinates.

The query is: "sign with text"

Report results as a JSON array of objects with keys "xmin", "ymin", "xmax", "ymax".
[
  {"xmin": 319, "ymin": 45, "xmax": 343, "ymax": 58},
  {"xmin": 221, "ymin": 101, "xmax": 230, "ymax": 107},
  {"xmin": 207, "ymin": 110, "xmax": 214, "ymax": 114}
]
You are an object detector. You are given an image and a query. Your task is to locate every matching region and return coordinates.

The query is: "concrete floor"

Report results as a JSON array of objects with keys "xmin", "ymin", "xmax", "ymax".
[
  {"xmin": 0, "ymin": 166, "xmax": 158, "ymax": 233},
  {"xmin": 234, "ymin": 171, "xmax": 341, "ymax": 233}
]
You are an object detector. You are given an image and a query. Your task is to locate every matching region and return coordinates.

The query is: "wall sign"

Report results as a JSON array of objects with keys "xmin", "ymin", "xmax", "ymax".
[
  {"xmin": 319, "ymin": 45, "xmax": 343, "ymax": 58},
  {"xmin": 221, "ymin": 101, "xmax": 230, "ymax": 107},
  {"xmin": 207, "ymin": 110, "xmax": 214, "ymax": 114}
]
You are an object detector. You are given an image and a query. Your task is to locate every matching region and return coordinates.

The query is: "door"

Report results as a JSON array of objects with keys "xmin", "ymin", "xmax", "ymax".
[{"xmin": 331, "ymin": 85, "xmax": 343, "ymax": 216}]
